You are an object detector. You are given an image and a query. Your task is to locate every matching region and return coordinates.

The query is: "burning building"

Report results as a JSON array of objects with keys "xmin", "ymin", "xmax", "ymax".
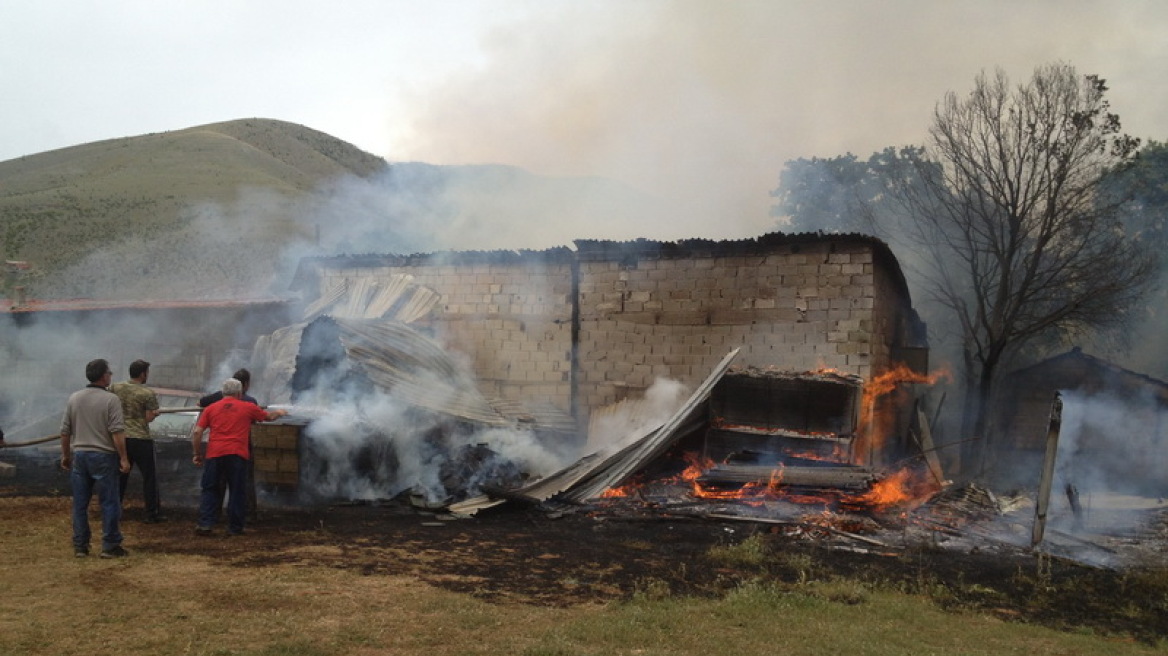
[
  {"xmin": 273, "ymin": 232, "xmax": 935, "ymax": 507},
  {"xmin": 0, "ymin": 232, "xmax": 936, "ymax": 511},
  {"xmin": 288, "ymin": 233, "xmax": 928, "ymax": 420}
]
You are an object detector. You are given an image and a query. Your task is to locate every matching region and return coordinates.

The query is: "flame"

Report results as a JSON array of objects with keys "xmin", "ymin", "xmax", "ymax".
[
  {"xmin": 602, "ymin": 452, "xmax": 939, "ymax": 515},
  {"xmin": 856, "ymin": 363, "xmax": 951, "ymax": 463},
  {"xmin": 600, "ymin": 485, "xmax": 636, "ymax": 499},
  {"xmin": 597, "ymin": 360, "xmax": 951, "ymax": 512},
  {"xmin": 846, "ymin": 467, "xmax": 938, "ymax": 511},
  {"xmin": 679, "ymin": 452, "xmax": 712, "ymax": 482},
  {"xmin": 602, "ymin": 452, "xmax": 712, "ymax": 499},
  {"xmin": 858, "ymin": 469, "xmax": 915, "ymax": 505}
]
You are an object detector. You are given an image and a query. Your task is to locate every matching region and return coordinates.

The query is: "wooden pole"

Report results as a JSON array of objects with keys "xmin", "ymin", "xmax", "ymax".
[
  {"xmin": 912, "ymin": 401, "xmax": 946, "ymax": 487},
  {"xmin": 1031, "ymin": 392, "xmax": 1062, "ymax": 547}
]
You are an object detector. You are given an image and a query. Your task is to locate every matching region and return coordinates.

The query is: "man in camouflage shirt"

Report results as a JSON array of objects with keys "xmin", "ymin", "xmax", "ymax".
[{"xmin": 111, "ymin": 359, "xmax": 163, "ymax": 522}]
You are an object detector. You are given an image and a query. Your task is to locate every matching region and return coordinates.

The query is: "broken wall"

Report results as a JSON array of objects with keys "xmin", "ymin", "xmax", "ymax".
[
  {"xmin": 296, "ymin": 234, "xmax": 925, "ymax": 428},
  {"xmin": 306, "ymin": 250, "xmax": 576, "ymax": 412}
]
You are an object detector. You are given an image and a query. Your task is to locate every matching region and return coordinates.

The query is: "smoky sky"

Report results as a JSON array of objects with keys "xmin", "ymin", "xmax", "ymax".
[{"xmin": 2, "ymin": 1, "xmax": 1167, "ymax": 247}]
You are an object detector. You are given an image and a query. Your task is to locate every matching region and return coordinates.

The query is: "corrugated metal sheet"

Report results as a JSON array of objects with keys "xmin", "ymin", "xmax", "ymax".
[
  {"xmin": 584, "ymin": 396, "xmax": 667, "ymax": 456},
  {"xmin": 333, "ymin": 318, "xmax": 509, "ymax": 426},
  {"xmin": 488, "ymin": 397, "xmax": 579, "ymax": 435},
  {"xmin": 250, "ymin": 324, "xmax": 309, "ymax": 406},
  {"xmin": 252, "ymin": 317, "xmax": 509, "ymax": 427},
  {"xmin": 449, "ymin": 348, "xmax": 740, "ymax": 513},
  {"xmin": 301, "ymin": 279, "xmax": 348, "ymax": 320},
  {"xmin": 301, "ymin": 274, "xmax": 440, "ymax": 322},
  {"xmin": 447, "ymin": 453, "xmax": 605, "ymax": 515},
  {"xmin": 557, "ymin": 348, "xmax": 739, "ymax": 502}
]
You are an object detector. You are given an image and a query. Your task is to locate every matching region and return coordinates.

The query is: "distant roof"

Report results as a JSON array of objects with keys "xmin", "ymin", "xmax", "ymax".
[
  {"xmin": 291, "ymin": 247, "xmax": 577, "ymax": 290},
  {"xmin": 1006, "ymin": 347, "xmax": 1168, "ymax": 394},
  {"xmin": 0, "ymin": 297, "xmax": 291, "ymax": 314}
]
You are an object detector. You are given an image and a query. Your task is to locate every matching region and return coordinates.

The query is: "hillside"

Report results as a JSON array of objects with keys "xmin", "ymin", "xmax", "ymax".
[
  {"xmin": 0, "ymin": 118, "xmax": 389, "ymax": 300},
  {"xmin": 0, "ymin": 119, "xmax": 670, "ymax": 302}
]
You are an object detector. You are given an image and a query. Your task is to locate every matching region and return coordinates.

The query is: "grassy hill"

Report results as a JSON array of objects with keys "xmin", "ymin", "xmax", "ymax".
[
  {"xmin": 0, "ymin": 118, "xmax": 388, "ymax": 300},
  {"xmin": 0, "ymin": 118, "xmax": 667, "ymax": 302}
]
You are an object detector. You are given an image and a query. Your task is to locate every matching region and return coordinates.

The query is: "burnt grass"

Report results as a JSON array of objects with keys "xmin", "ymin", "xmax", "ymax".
[{"xmin": 4, "ymin": 457, "xmax": 1167, "ymax": 644}]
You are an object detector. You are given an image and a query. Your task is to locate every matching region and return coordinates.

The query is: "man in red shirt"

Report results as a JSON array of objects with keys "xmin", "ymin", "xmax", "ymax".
[{"xmin": 191, "ymin": 378, "xmax": 286, "ymax": 535}]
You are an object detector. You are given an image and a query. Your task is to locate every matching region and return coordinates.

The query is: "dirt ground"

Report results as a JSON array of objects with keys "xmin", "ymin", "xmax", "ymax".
[{"xmin": 3, "ymin": 449, "xmax": 1167, "ymax": 643}]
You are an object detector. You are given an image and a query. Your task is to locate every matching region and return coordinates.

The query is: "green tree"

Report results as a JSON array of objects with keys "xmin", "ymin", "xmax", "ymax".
[
  {"xmin": 770, "ymin": 146, "xmax": 930, "ymax": 239},
  {"xmin": 1091, "ymin": 140, "xmax": 1168, "ymax": 375},
  {"xmin": 1103, "ymin": 140, "xmax": 1168, "ymax": 244}
]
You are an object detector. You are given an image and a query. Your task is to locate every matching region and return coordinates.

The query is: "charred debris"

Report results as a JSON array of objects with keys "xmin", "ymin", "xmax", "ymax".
[{"xmin": 252, "ymin": 316, "xmax": 1162, "ymax": 570}]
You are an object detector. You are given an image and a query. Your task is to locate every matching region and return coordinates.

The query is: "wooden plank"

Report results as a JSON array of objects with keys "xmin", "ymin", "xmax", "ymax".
[
  {"xmin": 699, "ymin": 464, "xmax": 875, "ymax": 489},
  {"xmin": 912, "ymin": 403, "xmax": 945, "ymax": 486},
  {"xmin": 1032, "ymin": 392, "xmax": 1063, "ymax": 547}
]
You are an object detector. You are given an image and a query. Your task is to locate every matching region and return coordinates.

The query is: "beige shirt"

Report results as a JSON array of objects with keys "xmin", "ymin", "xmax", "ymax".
[{"xmin": 61, "ymin": 386, "xmax": 125, "ymax": 453}]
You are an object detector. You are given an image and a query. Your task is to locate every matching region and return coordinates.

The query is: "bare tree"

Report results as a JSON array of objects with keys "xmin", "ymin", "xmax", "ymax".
[{"xmin": 892, "ymin": 63, "xmax": 1157, "ymax": 474}]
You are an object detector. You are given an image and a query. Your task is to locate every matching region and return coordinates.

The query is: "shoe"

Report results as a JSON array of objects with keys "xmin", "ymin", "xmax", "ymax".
[
  {"xmin": 99, "ymin": 546, "xmax": 128, "ymax": 558},
  {"xmin": 74, "ymin": 546, "xmax": 89, "ymax": 558},
  {"xmin": 144, "ymin": 515, "xmax": 168, "ymax": 524},
  {"xmin": 194, "ymin": 526, "xmax": 213, "ymax": 536}
]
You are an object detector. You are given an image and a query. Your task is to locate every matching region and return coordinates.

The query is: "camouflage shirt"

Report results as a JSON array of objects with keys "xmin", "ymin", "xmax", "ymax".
[{"xmin": 110, "ymin": 381, "xmax": 160, "ymax": 439}]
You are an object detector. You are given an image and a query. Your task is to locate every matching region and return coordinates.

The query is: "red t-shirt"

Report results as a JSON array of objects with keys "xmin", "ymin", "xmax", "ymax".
[{"xmin": 197, "ymin": 397, "xmax": 269, "ymax": 459}]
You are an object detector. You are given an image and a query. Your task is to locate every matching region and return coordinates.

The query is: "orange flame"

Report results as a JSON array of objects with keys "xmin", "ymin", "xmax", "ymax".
[
  {"xmin": 600, "ymin": 485, "xmax": 636, "ymax": 499},
  {"xmin": 856, "ymin": 363, "xmax": 951, "ymax": 463},
  {"xmin": 848, "ymin": 467, "xmax": 937, "ymax": 511}
]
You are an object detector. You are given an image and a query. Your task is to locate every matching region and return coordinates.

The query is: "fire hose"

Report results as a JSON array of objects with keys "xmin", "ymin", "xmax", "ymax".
[
  {"xmin": 0, "ymin": 434, "xmax": 59, "ymax": 448},
  {"xmin": 0, "ymin": 407, "xmax": 196, "ymax": 449},
  {"xmin": 0, "ymin": 404, "xmax": 302, "ymax": 450}
]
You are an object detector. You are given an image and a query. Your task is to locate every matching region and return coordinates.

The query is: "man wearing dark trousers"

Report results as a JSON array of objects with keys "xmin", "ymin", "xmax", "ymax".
[
  {"xmin": 197, "ymin": 367, "xmax": 260, "ymax": 522},
  {"xmin": 112, "ymin": 359, "xmax": 163, "ymax": 522},
  {"xmin": 191, "ymin": 377, "xmax": 285, "ymax": 536}
]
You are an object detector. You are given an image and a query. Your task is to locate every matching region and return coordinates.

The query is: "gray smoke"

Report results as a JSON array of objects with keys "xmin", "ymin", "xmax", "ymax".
[{"xmin": 1048, "ymin": 390, "xmax": 1167, "ymax": 534}]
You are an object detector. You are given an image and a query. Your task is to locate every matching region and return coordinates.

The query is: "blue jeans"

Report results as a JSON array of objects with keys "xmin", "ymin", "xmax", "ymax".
[
  {"xmin": 198, "ymin": 455, "xmax": 249, "ymax": 534},
  {"xmin": 71, "ymin": 450, "xmax": 123, "ymax": 551}
]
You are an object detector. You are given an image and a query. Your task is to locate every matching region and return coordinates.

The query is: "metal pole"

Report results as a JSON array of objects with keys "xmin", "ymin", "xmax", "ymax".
[{"xmin": 1031, "ymin": 392, "xmax": 1062, "ymax": 547}]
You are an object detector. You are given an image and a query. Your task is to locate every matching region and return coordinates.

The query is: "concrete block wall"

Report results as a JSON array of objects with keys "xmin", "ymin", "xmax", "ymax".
[
  {"xmin": 305, "ymin": 235, "xmax": 920, "ymax": 426},
  {"xmin": 324, "ymin": 259, "xmax": 575, "ymax": 409},
  {"xmin": 575, "ymin": 241, "xmax": 890, "ymax": 411}
]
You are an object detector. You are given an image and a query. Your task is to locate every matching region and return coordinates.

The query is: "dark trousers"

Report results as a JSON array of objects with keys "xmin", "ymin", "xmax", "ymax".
[
  {"xmin": 198, "ymin": 454, "xmax": 248, "ymax": 534},
  {"xmin": 119, "ymin": 437, "xmax": 161, "ymax": 518}
]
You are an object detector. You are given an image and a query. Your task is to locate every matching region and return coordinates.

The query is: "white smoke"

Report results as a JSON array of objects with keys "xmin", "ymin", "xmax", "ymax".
[
  {"xmin": 276, "ymin": 318, "xmax": 578, "ymax": 505},
  {"xmin": 585, "ymin": 377, "xmax": 689, "ymax": 456},
  {"xmin": 1050, "ymin": 389, "xmax": 1168, "ymax": 534},
  {"xmin": 298, "ymin": 388, "xmax": 574, "ymax": 504}
]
